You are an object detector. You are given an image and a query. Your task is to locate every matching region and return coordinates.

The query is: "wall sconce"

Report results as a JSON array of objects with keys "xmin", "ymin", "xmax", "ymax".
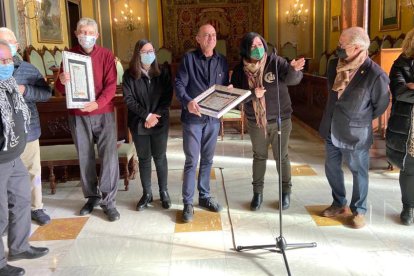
[
  {"xmin": 18, "ymin": 0, "xmax": 43, "ymax": 21},
  {"xmin": 285, "ymin": 0, "xmax": 309, "ymax": 26},
  {"xmin": 113, "ymin": 0, "xmax": 143, "ymax": 32}
]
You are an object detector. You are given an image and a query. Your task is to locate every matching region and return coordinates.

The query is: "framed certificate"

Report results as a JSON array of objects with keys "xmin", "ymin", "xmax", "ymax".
[
  {"xmin": 62, "ymin": 51, "xmax": 95, "ymax": 109},
  {"xmin": 194, "ymin": 85, "xmax": 251, "ymax": 118}
]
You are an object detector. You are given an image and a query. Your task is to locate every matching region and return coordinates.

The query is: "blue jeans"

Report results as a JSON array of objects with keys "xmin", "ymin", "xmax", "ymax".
[
  {"xmin": 325, "ymin": 135, "xmax": 369, "ymax": 214},
  {"xmin": 182, "ymin": 122, "xmax": 220, "ymax": 205}
]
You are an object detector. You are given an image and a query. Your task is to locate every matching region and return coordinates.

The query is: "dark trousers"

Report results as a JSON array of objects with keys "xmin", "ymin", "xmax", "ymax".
[
  {"xmin": 325, "ymin": 135, "xmax": 369, "ymax": 215},
  {"xmin": 132, "ymin": 127, "xmax": 169, "ymax": 194},
  {"xmin": 400, "ymin": 154, "xmax": 414, "ymax": 207},
  {"xmin": 247, "ymin": 119, "xmax": 293, "ymax": 194},
  {"xmin": 182, "ymin": 122, "xmax": 220, "ymax": 205},
  {"xmin": 69, "ymin": 113, "xmax": 120, "ymax": 209},
  {"xmin": 0, "ymin": 158, "xmax": 31, "ymax": 269}
]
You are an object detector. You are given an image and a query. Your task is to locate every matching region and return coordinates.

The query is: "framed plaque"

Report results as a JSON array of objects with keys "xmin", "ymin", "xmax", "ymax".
[
  {"xmin": 194, "ymin": 85, "xmax": 251, "ymax": 118},
  {"xmin": 62, "ymin": 51, "xmax": 95, "ymax": 109}
]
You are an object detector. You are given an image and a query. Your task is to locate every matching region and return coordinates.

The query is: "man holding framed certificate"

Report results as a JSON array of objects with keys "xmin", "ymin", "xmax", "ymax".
[
  {"xmin": 175, "ymin": 23, "xmax": 229, "ymax": 223},
  {"xmin": 55, "ymin": 18, "xmax": 120, "ymax": 222}
]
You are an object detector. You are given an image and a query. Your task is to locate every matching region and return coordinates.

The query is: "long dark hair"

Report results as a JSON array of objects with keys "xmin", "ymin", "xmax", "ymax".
[
  {"xmin": 239, "ymin": 32, "xmax": 268, "ymax": 59},
  {"xmin": 128, "ymin": 39, "xmax": 160, "ymax": 79}
]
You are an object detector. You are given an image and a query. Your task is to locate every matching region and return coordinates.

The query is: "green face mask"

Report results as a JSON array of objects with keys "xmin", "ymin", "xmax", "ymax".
[{"xmin": 250, "ymin": 47, "xmax": 265, "ymax": 60}]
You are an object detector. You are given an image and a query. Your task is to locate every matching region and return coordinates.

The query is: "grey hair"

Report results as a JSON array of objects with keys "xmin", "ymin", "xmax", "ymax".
[
  {"xmin": 0, "ymin": 27, "xmax": 17, "ymax": 42},
  {"xmin": 342, "ymin": 27, "xmax": 370, "ymax": 51},
  {"xmin": 76, "ymin": 17, "xmax": 98, "ymax": 33},
  {"xmin": 0, "ymin": 39, "xmax": 12, "ymax": 54}
]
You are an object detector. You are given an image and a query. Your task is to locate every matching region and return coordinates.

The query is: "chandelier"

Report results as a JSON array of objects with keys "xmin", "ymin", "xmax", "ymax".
[
  {"xmin": 18, "ymin": 0, "xmax": 42, "ymax": 21},
  {"xmin": 113, "ymin": 0, "xmax": 143, "ymax": 32},
  {"xmin": 285, "ymin": 0, "xmax": 309, "ymax": 26}
]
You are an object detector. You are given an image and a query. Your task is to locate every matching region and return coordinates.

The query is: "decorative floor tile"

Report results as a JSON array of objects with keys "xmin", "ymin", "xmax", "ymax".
[
  {"xmin": 305, "ymin": 205, "xmax": 352, "ymax": 226},
  {"xmin": 291, "ymin": 164, "xmax": 317, "ymax": 176},
  {"xmin": 175, "ymin": 210, "xmax": 222, "ymax": 233},
  {"xmin": 30, "ymin": 217, "xmax": 89, "ymax": 241}
]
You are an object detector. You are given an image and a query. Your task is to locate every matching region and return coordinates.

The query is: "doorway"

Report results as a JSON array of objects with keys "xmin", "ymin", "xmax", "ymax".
[{"xmin": 66, "ymin": 0, "xmax": 81, "ymax": 47}]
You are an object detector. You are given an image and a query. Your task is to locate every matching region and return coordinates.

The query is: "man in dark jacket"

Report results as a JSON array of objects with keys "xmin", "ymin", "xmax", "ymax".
[
  {"xmin": 319, "ymin": 27, "xmax": 390, "ymax": 229},
  {"xmin": 0, "ymin": 28, "xmax": 52, "ymax": 226},
  {"xmin": 175, "ymin": 24, "xmax": 229, "ymax": 223}
]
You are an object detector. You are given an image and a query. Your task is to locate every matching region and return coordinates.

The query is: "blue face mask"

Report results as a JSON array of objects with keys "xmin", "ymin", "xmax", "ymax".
[
  {"xmin": 9, "ymin": 44, "xmax": 17, "ymax": 57},
  {"xmin": 0, "ymin": 63, "xmax": 14, "ymax": 81},
  {"xmin": 140, "ymin": 52, "xmax": 156, "ymax": 65},
  {"xmin": 78, "ymin": 35, "xmax": 96, "ymax": 49}
]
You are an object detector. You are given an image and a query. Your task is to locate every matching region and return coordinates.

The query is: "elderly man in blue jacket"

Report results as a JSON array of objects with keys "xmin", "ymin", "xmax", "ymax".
[
  {"xmin": 0, "ymin": 28, "xmax": 52, "ymax": 226},
  {"xmin": 319, "ymin": 27, "xmax": 390, "ymax": 229}
]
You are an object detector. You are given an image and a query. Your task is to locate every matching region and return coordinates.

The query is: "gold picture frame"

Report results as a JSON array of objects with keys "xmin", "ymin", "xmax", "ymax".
[
  {"xmin": 380, "ymin": 0, "xmax": 401, "ymax": 31},
  {"xmin": 331, "ymin": 15, "xmax": 340, "ymax": 32},
  {"xmin": 37, "ymin": 0, "xmax": 63, "ymax": 43}
]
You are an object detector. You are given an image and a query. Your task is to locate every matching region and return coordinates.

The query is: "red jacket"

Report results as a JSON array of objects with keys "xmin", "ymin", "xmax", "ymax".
[{"xmin": 55, "ymin": 44, "xmax": 117, "ymax": 116}]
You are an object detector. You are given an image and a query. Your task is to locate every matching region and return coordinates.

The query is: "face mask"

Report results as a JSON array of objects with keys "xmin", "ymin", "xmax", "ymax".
[
  {"xmin": 78, "ymin": 35, "xmax": 96, "ymax": 49},
  {"xmin": 336, "ymin": 46, "xmax": 348, "ymax": 59},
  {"xmin": 0, "ymin": 63, "xmax": 14, "ymax": 81},
  {"xmin": 9, "ymin": 44, "xmax": 17, "ymax": 57},
  {"xmin": 250, "ymin": 47, "xmax": 265, "ymax": 60},
  {"xmin": 141, "ymin": 52, "xmax": 156, "ymax": 65}
]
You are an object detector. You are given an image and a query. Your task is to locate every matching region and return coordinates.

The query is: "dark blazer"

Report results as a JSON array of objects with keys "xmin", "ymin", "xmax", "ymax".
[
  {"xmin": 122, "ymin": 66, "xmax": 173, "ymax": 135},
  {"xmin": 231, "ymin": 53, "xmax": 303, "ymax": 122},
  {"xmin": 386, "ymin": 54, "xmax": 414, "ymax": 169},
  {"xmin": 319, "ymin": 57, "xmax": 390, "ymax": 150}
]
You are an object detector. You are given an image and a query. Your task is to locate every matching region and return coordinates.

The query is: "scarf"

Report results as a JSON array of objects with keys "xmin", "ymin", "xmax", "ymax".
[
  {"xmin": 0, "ymin": 77, "xmax": 30, "ymax": 151},
  {"xmin": 332, "ymin": 50, "xmax": 368, "ymax": 98},
  {"xmin": 243, "ymin": 52, "xmax": 267, "ymax": 134}
]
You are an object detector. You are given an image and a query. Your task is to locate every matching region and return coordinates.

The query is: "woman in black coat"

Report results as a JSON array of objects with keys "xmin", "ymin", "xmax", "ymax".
[
  {"xmin": 123, "ymin": 40, "xmax": 173, "ymax": 211},
  {"xmin": 386, "ymin": 28, "xmax": 414, "ymax": 225}
]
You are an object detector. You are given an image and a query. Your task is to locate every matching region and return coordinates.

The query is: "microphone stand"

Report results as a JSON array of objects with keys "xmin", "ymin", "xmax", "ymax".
[{"xmin": 236, "ymin": 49, "xmax": 317, "ymax": 276}]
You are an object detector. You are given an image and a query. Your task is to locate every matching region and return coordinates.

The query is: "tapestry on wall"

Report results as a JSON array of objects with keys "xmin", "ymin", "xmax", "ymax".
[{"xmin": 161, "ymin": 0, "xmax": 264, "ymax": 64}]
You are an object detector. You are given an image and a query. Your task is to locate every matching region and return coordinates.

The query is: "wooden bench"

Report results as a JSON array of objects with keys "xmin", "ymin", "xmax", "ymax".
[
  {"xmin": 40, "ymin": 143, "xmax": 137, "ymax": 194},
  {"xmin": 37, "ymin": 95, "xmax": 138, "ymax": 194}
]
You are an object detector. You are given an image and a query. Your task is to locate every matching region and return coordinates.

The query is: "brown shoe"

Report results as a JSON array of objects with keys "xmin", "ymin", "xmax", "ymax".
[
  {"xmin": 350, "ymin": 214, "xmax": 366, "ymax": 229},
  {"xmin": 321, "ymin": 205, "xmax": 350, "ymax": 217}
]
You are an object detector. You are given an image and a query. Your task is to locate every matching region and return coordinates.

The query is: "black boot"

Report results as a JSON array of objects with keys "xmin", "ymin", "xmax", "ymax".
[
  {"xmin": 160, "ymin": 191, "xmax": 171, "ymax": 209},
  {"xmin": 400, "ymin": 206, "xmax": 414, "ymax": 226},
  {"xmin": 282, "ymin": 193, "xmax": 290, "ymax": 210},
  {"xmin": 250, "ymin": 193, "xmax": 263, "ymax": 211},
  {"xmin": 136, "ymin": 194, "xmax": 153, "ymax": 211}
]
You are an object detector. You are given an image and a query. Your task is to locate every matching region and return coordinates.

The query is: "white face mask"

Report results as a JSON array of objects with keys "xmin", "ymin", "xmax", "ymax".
[{"xmin": 78, "ymin": 35, "xmax": 96, "ymax": 49}]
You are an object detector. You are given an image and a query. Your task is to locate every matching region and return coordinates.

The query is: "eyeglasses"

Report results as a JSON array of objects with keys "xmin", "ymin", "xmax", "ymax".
[
  {"xmin": 140, "ymin": 50, "xmax": 154, "ymax": 55},
  {"xmin": 0, "ymin": 58, "xmax": 13, "ymax": 65},
  {"xmin": 337, "ymin": 43, "xmax": 353, "ymax": 49}
]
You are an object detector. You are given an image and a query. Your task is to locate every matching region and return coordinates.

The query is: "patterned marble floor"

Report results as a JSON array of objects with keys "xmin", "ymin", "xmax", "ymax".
[{"xmin": 4, "ymin": 118, "xmax": 412, "ymax": 276}]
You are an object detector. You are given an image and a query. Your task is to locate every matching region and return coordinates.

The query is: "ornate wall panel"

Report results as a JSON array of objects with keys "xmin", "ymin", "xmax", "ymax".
[{"xmin": 161, "ymin": 0, "xmax": 264, "ymax": 64}]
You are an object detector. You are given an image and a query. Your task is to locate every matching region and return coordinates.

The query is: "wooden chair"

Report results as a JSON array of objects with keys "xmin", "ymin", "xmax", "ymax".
[
  {"xmin": 318, "ymin": 51, "xmax": 330, "ymax": 76},
  {"xmin": 280, "ymin": 42, "xmax": 297, "ymax": 61},
  {"xmin": 42, "ymin": 46, "xmax": 57, "ymax": 84},
  {"xmin": 115, "ymin": 57, "xmax": 124, "ymax": 85},
  {"xmin": 25, "ymin": 45, "xmax": 46, "ymax": 78},
  {"xmin": 53, "ymin": 47, "xmax": 63, "ymax": 67},
  {"xmin": 220, "ymin": 104, "xmax": 245, "ymax": 141},
  {"xmin": 267, "ymin": 42, "xmax": 275, "ymax": 55},
  {"xmin": 381, "ymin": 35, "xmax": 394, "ymax": 49},
  {"xmin": 393, "ymin": 33, "xmax": 405, "ymax": 48},
  {"xmin": 156, "ymin": 47, "xmax": 172, "ymax": 64},
  {"xmin": 368, "ymin": 36, "xmax": 382, "ymax": 57}
]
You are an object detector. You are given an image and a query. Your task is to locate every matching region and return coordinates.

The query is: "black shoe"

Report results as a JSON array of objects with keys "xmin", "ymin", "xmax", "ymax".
[
  {"xmin": 199, "ymin": 197, "xmax": 223, "ymax": 212},
  {"xmin": 400, "ymin": 206, "xmax": 414, "ymax": 226},
  {"xmin": 31, "ymin": 209, "xmax": 51, "ymax": 226},
  {"xmin": 8, "ymin": 246, "xmax": 49, "ymax": 261},
  {"xmin": 182, "ymin": 204, "xmax": 194, "ymax": 223},
  {"xmin": 160, "ymin": 191, "xmax": 171, "ymax": 209},
  {"xmin": 250, "ymin": 193, "xmax": 263, "ymax": 211},
  {"xmin": 282, "ymin": 193, "xmax": 290, "ymax": 210},
  {"xmin": 0, "ymin": 264, "xmax": 25, "ymax": 276},
  {"xmin": 136, "ymin": 194, "xmax": 153, "ymax": 211},
  {"xmin": 79, "ymin": 197, "xmax": 101, "ymax": 216},
  {"xmin": 102, "ymin": 207, "xmax": 120, "ymax": 222}
]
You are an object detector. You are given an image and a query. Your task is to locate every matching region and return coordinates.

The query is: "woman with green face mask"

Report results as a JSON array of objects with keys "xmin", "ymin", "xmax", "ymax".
[{"xmin": 231, "ymin": 32, "xmax": 305, "ymax": 211}]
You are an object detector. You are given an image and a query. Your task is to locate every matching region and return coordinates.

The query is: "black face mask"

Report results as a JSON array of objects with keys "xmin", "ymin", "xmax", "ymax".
[{"xmin": 336, "ymin": 46, "xmax": 348, "ymax": 59}]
